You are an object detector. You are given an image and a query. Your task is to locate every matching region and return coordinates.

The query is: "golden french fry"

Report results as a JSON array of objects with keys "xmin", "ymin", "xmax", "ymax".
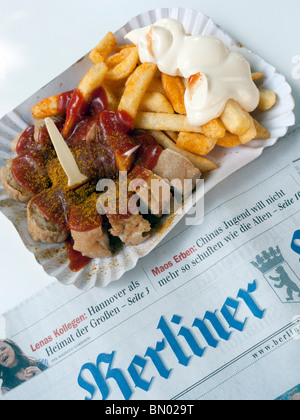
[
  {"xmin": 217, "ymin": 132, "xmax": 242, "ymax": 148},
  {"xmin": 114, "ymin": 44, "xmax": 136, "ymax": 53},
  {"xmin": 221, "ymin": 99, "xmax": 252, "ymax": 136},
  {"xmin": 147, "ymin": 78, "xmax": 165, "ymax": 95},
  {"xmin": 31, "ymin": 95, "xmax": 61, "ymax": 120},
  {"xmin": 89, "ymin": 32, "xmax": 117, "ymax": 64},
  {"xmin": 124, "ymin": 69, "xmax": 135, "ymax": 88},
  {"xmin": 239, "ymin": 115, "xmax": 257, "ymax": 144},
  {"xmin": 32, "ymin": 63, "xmax": 109, "ymax": 120},
  {"xmin": 202, "ymin": 119, "xmax": 226, "ymax": 139},
  {"xmin": 165, "ymin": 118, "xmax": 225, "ymax": 140},
  {"xmin": 102, "ymin": 83, "xmax": 119, "ymax": 110},
  {"xmin": 118, "ymin": 63, "xmax": 158, "ymax": 119},
  {"xmin": 148, "ymin": 130, "xmax": 217, "ymax": 173},
  {"xmin": 78, "ymin": 62, "xmax": 108, "ymax": 101},
  {"xmin": 253, "ymin": 119, "xmax": 271, "ymax": 139},
  {"xmin": 124, "ymin": 66, "xmax": 161, "ymax": 89},
  {"xmin": 135, "ymin": 112, "xmax": 208, "ymax": 134},
  {"xmin": 139, "ymin": 91, "xmax": 174, "ymax": 114},
  {"xmin": 258, "ymin": 89, "xmax": 277, "ymax": 111},
  {"xmin": 105, "ymin": 47, "xmax": 135, "ymax": 69},
  {"xmin": 252, "ymin": 72, "xmax": 264, "ymax": 81},
  {"xmin": 105, "ymin": 47, "xmax": 139, "ymax": 82},
  {"xmin": 176, "ymin": 132, "xmax": 217, "ymax": 156},
  {"xmin": 217, "ymin": 120, "xmax": 270, "ymax": 146},
  {"xmin": 161, "ymin": 74, "xmax": 186, "ymax": 114}
]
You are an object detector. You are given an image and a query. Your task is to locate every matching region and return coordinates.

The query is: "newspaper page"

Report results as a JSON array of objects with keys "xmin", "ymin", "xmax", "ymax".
[{"xmin": 0, "ymin": 127, "xmax": 300, "ymax": 403}]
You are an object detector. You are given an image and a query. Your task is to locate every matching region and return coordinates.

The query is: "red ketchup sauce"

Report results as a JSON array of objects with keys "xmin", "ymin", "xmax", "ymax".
[
  {"xmin": 12, "ymin": 152, "xmax": 51, "ymax": 195},
  {"xmin": 15, "ymin": 126, "xmax": 35, "ymax": 155},
  {"xmin": 62, "ymin": 86, "xmax": 108, "ymax": 139},
  {"xmin": 68, "ymin": 194, "xmax": 103, "ymax": 233},
  {"xmin": 62, "ymin": 90, "xmax": 90, "ymax": 139},
  {"xmin": 133, "ymin": 131, "xmax": 163, "ymax": 170},
  {"xmin": 13, "ymin": 126, "xmax": 51, "ymax": 195},
  {"xmin": 57, "ymin": 90, "xmax": 75, "ymax": 115},
  {"xmin": 31, "ymin": 187, "xmax": 72, "ymax": 232},
  {"xmin": 98, "ymin": 110, "xmax": 136, "ymax": 172},
  {"xmin": 66, "ymin": 238, "xmax": 91, "ymax": 273}
]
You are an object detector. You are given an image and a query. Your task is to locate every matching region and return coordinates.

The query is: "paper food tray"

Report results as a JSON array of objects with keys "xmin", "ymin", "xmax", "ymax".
[{"xmin": 0, "ymin": 8, "xmax": 295, "ymax": 290}]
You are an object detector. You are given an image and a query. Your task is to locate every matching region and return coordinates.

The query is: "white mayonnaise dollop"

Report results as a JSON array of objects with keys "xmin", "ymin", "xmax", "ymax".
[{"xmin": 125, "ymin": 18, "xmax": 260, "ymax": 127}]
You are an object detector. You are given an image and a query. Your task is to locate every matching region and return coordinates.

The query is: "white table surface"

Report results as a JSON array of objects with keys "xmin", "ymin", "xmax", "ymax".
[{"xmin": 0, "ymin": 0, "xmax": 299, "ymax": 314}]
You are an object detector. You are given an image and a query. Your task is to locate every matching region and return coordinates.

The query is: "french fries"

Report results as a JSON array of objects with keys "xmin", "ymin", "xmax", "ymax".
[
  {"xmin": 139, "ymin": 91, "xmax": 174, "ymax": 114},
  {"xmin": 135, "ymin": 112, "xmax": 212, "ymax": 133},
  {"xmin": 253, "ymin": 119, "xmax": 271, "ymax": 139},
  {"xmin": 118, "ymin": 63, "xmax": 158, "ymax": 119},
  {"xmin": 202, "ymin": 119, "xmax": 226, "ymax": 139},
  {"xmin": 161, "ymin": 74, "xmax": 186, "ymax": 114},
  {"xmin": 258, "ymin": 89, "xmax": 277, "ymax": 112},
  {"xmin": 105, "ymin": 47, "xmax": 136, "ymax": 69},
  {"xmin": 176, "ymin": 132, "xmax": 217, "ymax": 156},
  {"xmin": 220, "ymin": 99, "xmax": 252, "ymax": 136},
  {"xmin": 239, "ymin": 115, "xmax": 257, "ymax": 144},
  {"xmin": 147, "ymin": 78, "xmax": 166, "ymax": 95},
  {"xmin": 252, "ymin": 72, "xmax": 264, "ymax": 81},
  {"xmin": 105, "ymin": 47, "xmax": 139, "ymax": 82},
  {"xmin": 102, "ymin": 83, "xmax": 119, "ymax": 110},
  {"xmin": 30, "ymin": 31, "xmax": 276, "ymax": 174},
  {"xmin": 217, "ymin": 132, "xmax": 242, "ymax": 148},
  {"xmin": 31, "ymin": 94, "xmax": 62, "ymax": 120},
  {"xmin": 77, "ymin": 62, "xmax": 108, "ymax": 101},
  {"xmin": 62, "ymin": 62, "xmax": 108, "ymax": 138},
  {"xmin": 89, "ymin": 32, "xmax": 117, "ymax": 64}
]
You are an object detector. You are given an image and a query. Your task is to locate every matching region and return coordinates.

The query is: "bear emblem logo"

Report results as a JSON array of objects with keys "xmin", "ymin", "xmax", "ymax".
[{"xmin": 251, "ymin": 246, "xmax": 300, "ymax": 303}]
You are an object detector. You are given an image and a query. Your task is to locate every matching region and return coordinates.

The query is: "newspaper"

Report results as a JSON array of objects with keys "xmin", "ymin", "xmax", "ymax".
[{"xmin": 1, "ymin": 126, "xmax": 300, "ymax": 402}]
